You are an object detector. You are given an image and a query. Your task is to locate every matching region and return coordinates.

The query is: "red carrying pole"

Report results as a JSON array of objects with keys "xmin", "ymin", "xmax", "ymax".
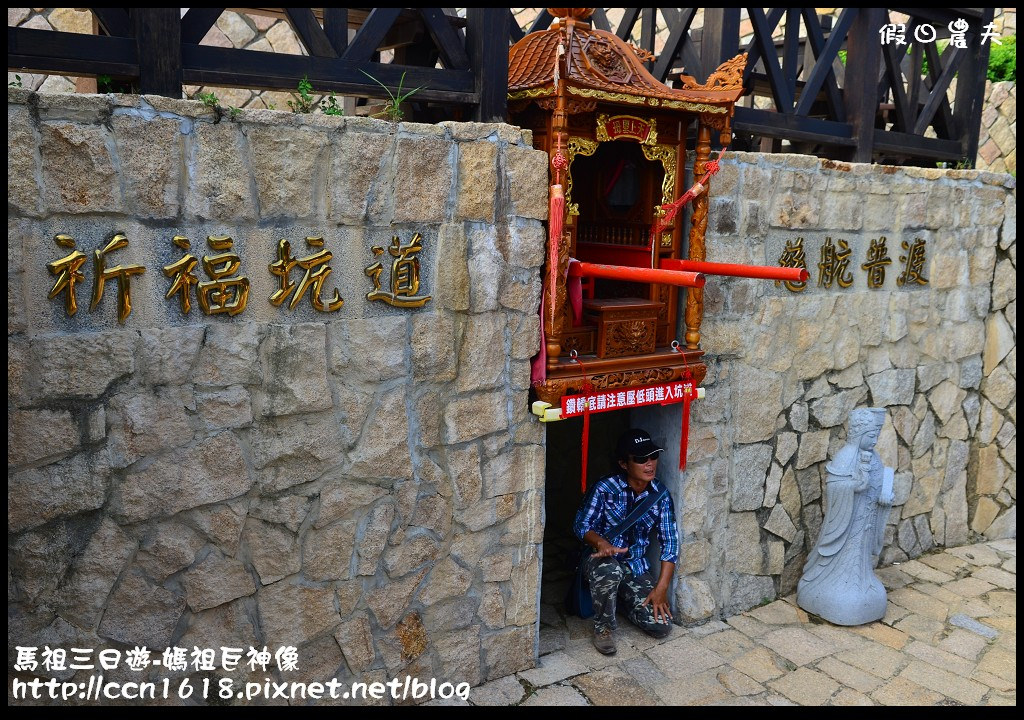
[
  {"xmin": 660, "ymin": 258, "xmax": 809, "ymax": 283},
  {"xmin": 568, "ymin": 262, "xmax": 706, "ymax": 288}
]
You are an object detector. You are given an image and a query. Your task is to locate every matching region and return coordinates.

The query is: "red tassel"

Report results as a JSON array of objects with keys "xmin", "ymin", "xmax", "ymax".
[{"xmin": 679, "ymin": 370, "xmax": 697, "ymax": 471}]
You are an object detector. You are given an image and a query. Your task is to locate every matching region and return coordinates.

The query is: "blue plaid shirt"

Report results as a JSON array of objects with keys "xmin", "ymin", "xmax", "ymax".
[{"xmin": 573, "ymin": 473, "xmax": 679, "ymax": 576}]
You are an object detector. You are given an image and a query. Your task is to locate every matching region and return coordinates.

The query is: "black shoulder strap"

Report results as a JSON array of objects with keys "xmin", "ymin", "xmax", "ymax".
[{"xmin": 607, "ymin": 484, "xmax": 668, "ymax": 539}]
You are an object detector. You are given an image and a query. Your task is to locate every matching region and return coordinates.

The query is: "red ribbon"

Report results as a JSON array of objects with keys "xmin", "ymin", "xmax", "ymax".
[
  {"xmin": 572, "ymin": 354, "xmax": 593, "ymax": 492},
  {"xmin": 679, "ymin": 369, "xmax": 698, "ymax": 471}
]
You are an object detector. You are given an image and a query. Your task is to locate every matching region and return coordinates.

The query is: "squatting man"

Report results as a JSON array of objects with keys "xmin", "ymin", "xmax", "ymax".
[{"xmin": 573, "ymin": 428, "xmax": 679, "ymax": 654}]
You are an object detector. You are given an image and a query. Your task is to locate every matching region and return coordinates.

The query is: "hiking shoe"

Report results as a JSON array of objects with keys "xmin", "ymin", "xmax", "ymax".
[{"xmin": 593, "ymin": 628, "xmax": 616, "ymax": 655}]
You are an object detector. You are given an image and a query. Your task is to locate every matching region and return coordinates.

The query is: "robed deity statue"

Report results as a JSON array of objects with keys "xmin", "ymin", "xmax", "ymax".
[{"xmin": 797, "ymin": 407, "xmax": 895, "ymax": 625}]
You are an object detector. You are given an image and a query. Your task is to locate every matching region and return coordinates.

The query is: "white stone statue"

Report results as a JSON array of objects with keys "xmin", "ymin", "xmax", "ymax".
[{"xmin": 797, "ymin": 407, "xmax": 895, "ymax": 625}]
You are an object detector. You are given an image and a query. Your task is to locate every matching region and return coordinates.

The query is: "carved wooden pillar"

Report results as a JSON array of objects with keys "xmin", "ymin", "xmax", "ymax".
[
  {"xmin": 545, "ymin": 18, "xmax": 571, "ymax": 370},
  {"xmin": 685, "ymin": 121, "xmax": 712, "ymax": 349}
]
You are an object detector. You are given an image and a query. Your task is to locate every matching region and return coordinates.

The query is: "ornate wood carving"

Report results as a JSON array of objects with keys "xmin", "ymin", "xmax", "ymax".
[
  {"xmin": 534, "ymin": 362, "xmax": 708, "ymax": 405},
  {"xmin": 685, "ymin": 122, "xmax": 712, "ymax": 350}
]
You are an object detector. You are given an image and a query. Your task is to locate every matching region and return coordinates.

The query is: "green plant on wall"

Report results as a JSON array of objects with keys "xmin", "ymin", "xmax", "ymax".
[
  {"xmin": 319, "ymin": 91, "xmax": 344, "ymax": 116},
  {"xmin": 359, "ymin": 70, "xmax": 422, "ymax": 122},
  {"xmin": 288, "ymin": 75, "xmax": 316, "ymax": 113},
  {"xmin": 8, "ymin": 74, "xmax": 23, "ymax": 88}
]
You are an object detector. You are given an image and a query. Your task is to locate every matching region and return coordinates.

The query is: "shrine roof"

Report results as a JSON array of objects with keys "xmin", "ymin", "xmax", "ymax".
[{"xmin": 508, "ymin": 13, "xmax": 746, "ymax": 112}]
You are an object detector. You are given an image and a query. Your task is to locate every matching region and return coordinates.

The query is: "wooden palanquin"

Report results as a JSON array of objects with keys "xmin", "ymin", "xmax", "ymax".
[{"xmin": 509, "ymin": 9, "xmax": 745, "ymax": 406}]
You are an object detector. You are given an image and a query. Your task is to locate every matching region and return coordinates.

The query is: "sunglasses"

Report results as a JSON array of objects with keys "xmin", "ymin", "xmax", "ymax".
[{"xmin": 629, "ymin": 451, "xmax": 662, "ymax": 464}]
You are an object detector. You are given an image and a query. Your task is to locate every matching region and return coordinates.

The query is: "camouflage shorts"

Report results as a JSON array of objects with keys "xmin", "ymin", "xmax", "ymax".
[{"xmin": 584, "ymin": 554, "xmax": 673, "ymax": 637}]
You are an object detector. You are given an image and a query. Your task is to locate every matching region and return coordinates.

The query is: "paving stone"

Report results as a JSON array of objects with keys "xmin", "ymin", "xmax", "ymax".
[
  {"xmin": 759, "ymin": 627, "xmax": 836, "ymax": 667},
  {"xmin": 876, "ymin": 566, "xmax": 914, "ymax": 589},
  {"xmin": 470, "ymin": 675, "xmax": 526, "ymax": 706},
  {"xmin": 517, "ymin": 651, "xmax": 588, "ymax": 687},
  {"xmin": 938, "ymin": 628, "xmax": 992, "ymax": 661},
  {"xmin": 716, "ymin": 667, "xmax": 765, "ymax": 696},
  {"xmin": 835, "ymin": 643, "xmax": 910, "ymax": 678},
  {"xmin": 948, "ymin": 544, "xmax": 1002, "ymax": 566},
  {"xmin": 815, "ymin": 656, "xmax": 885, "ymax": 693},
  {"xmin": 887, "ymin": 588, "xmax": 950, "ymax": 621},
  {"xmin": 949, "ymin": 613, "xmax": 1000, "ymax": 639},
  {"xmin": 619, "ymin": 656, "xmax": 668, "ymax": 687},
  {"xmin": 976, "ymin": 646, "xmax": 1015, "ymax": 682},
  {"xmin": 986, "ymin": 539, "xmax": 1016, "ymax": 556},
  {"xmin": 899, "ymin": 659, "xmax": 988, "ymax": 704},
  {"xmin": 904, "ymin": 640, "xmax": 977, "ymax": 677},
  {"xmin": 986, "ymin": 590, "xmax": 1015, "ymax": 616},
  {"xmin": 699, "ymin": 629, "xmax": 756, "ymax": 661},
  {"xmin": 768, "ymin": 666, "xmax": 840, "ymax": 705},
  {"xmin": 971, "ymin": 669, "xmax": 1016, "ymax": 693},
  {"xmin": 521, "ymin": 684, "xmax": 590, "ymax": 706},
  {"xmin": 851, "ymin": 623, "xmax": 910, "ymax": 650},
  {"xmin": 945, "ymin": 577, "xmax": 997, "ymax": 598},
  {"xmin": 869, "ymin": 676, "xmax": 945, "ymax": 706},
  {"xmin": 726, "ymin": 615, "xmax": 773, "ymax": 638},
  {"xmin": 729, "ymin": 647, "xmax": 788, "ymax": 683},
  {"xmin": 804, "ymin": 623, "xmax": 870, "ymax": 651},
  {"xmin": 645, "ymin": 636, "xmax": 726, "ymax": 678},
  {"xmin": 897, "ymin": 559, "xmax": 955, "ymax": 584},
  {"xmin": 892, "ymin": 613, "xmax": 947, "ymax": 642},
  {"xmin": 687, "ymin": 619, "xmax": 730, "ymax": 637},
  {"xmin": 571, "ymin": 666, "xmax": 660, "ymax": 706},
  {"xmin": 562, "ymin": 635, "xmax": 641, "ymax": 671},
  {"xmin": 881, "ymin": 601, "xmax": 911, "ymax": 625},
  {"xmin": 971, "ymin": 566, "xmax": 1016, "ymax": 590},
  {"xmin": 746, "ymin": 599, "xmax": 807, "ymax": 625},
  {"xmin": 918, "ymin": 552, "xmax": 969, "ymax": 575},
  {"xmin": 829, "ymin": 688, "xmax": 875, "ymax": 706},
  {"xmin": 651, "ymin": 669, "xmax": 730, "ymax": 705}
]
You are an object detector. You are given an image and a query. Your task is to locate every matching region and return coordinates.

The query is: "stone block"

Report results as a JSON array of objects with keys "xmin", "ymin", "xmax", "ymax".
[
  {"xmin": 868, "ymin": 368, "xmax": 916, "ymax": 407},
  {"xmin": 731, "ymin": 364, "xmax": 784, "ymax": 443},
  {"xmin": 257, "ymin": 323, "xmax": 332, "ymax": 417},
  {"xmin": 244, "ymin": 518, "xmax": 300, "ymax": 584},
  {"xmin": 8, "ymin": 452, "xmax": 110, "ymax": 533},
  {"xmin": 193, "ymin": 323, "xmax": 264, "ymax": 386},
  {"xmin": 247, "ymin": 125, "xmax": 329, "ymax": 218},
  {"xmin": 328, "ymin": 316, "xmax": 409, "ymax": 383},
  {"xmin": 731, "ymin": 443, "xmax": 772, "ymax": 511},
  {"xmin": 506, "ymin": 145, "xmax": 548, "ymax": 220},
  {"xmin": 257, "ymin": 581, "xmax": 340, "ymax": 648},
  {"xmin": 724, "ymin": 574, "xmax": 776, "ymax": 615},
  {"xmin": 185, "ymin": 121, "xmax": 255, "ymax": 220},
  {"xmin": 347, "ymin": 388, "xmax": 413, "ymax": 480},
  {"xmin": 107, "ymin": 388, "xmax": 194, "ymax": 468},
  {"xmin": 305, "ymin": 519, "xmax": 358, "ymax": 582},
  {"xmin": 55, "ymin": 519, "xmax": 136, "ymax": 629},
  {"xmin": 183, "ymin": 553, "xmax": 256, "ymax": 611},
  {"xmin": 763, "ymin": 504, "xmax": 797, "ymax": 543},
  {"xmin": 795, "ymin": 430, "xmax": 830, "ymax": 470},
  {"xmin": 250, "ymin": 412, "xmax": 346, "ymax": 492},
  {"xmin": 482, "ymin": 444, "xmax": 543, "ymax": 498},
  {"xmin": 98, "ymin": 569, "xmax": 186, "ymax": 648},
  {"xmin": 141, "ymin": 326, "xmax": 205, "ymax": 385},
  {"xmin": 725, "ymin": 512, "xmax": 764, "ymax": 574},
  {"xmin": 455, "ymin": 141, "xmax": 498, "ymax": 221},
  {"xmin": 31, "ymin": 331, "xmax": 136, "ymax": 401},
  {"xmin": 394, "ymin": 136, "xmax": 452, "ymax": 223},
  {"xmin": 482, "ymin": 626, "xmax": 534, "ymax": 681},
  {"xmin": 9, "ymin": 105, "xmax": 40, "ymax": 213},
  {"xmin": 330, "ymin": 131, "xmax": 392, "ymax": 223},
  {"xmin": 111, "ymin": 114, "xmax": 181, "ymax": 218},
  {"xmin": 432, "ymin": 223, "xmax": 470, "ymax": 311},
  {"xmin": 444, "ymin": 390, "xmax": 508, "ymax": 444},
  {"xmin": 456, "ymin": 312, "xmax": 506, "ymax": 392},
  {"xmin": 135, "ymin": 520, "xmax": 205, "ymax": 580},
  {"xmin": 112, "ymin": 431, "xmax": 252, "ymax": 523},
  {"xmin": 410, "ymin": 311, "xmax": 458, "ymax": 382},
  {"xmin": 40, "ymin": 122, "xmax": 122, "ymax": 214},
  {"xmin": 676, "ymin": 576, "xmax": 716, "ymax": 624},
  {"xmin": 8, "ymin": 408, "xmax": 80, "ymax": 467},
  {"xmin": 982, "ymin": 365, "xmax": 1015, "ymax": 409},
  {"xmin": 367, "ymin": 568, "xmax": 428, "ymax": 629}
]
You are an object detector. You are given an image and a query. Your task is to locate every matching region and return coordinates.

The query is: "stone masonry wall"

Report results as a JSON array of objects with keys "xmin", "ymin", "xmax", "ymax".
[
  {"xmin": 637, "ymin": 152, "xmax": 1016, "ymax": 622},
  {"xmin": 7, "ymin": 88, "xmax": 548, "ymax": 702},
  {"xmin": 977, "ymin": 80, "xmax": 1017, "ymax": 175}
]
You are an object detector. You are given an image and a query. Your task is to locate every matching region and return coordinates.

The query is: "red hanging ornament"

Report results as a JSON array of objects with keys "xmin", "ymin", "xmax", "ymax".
[{"xmin": 571, "ymin": 352, "xmax": 593, "ymax": 492}]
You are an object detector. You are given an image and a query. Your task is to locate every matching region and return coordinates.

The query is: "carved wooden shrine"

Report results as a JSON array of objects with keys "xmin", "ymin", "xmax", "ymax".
[{"xmin": 509, "ymin": 8, "xmax": 747, "ymax": 407}]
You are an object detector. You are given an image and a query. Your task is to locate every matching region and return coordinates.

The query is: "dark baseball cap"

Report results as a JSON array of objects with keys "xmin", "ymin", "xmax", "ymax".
[{"xmin": 616, "ymin": 428, "xmax": 664, "ymax": 461}]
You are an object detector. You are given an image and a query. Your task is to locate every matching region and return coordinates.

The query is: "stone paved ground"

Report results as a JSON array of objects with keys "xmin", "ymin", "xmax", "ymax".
[{"xmin": 459, "ymin": 540, "xmax": 1016, "ymax": 706}]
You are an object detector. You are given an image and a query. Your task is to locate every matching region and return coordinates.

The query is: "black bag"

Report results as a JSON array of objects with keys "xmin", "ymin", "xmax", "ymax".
[{"xmin": 564, "ymin": 482, "xmax": 668, "ymax": 619}]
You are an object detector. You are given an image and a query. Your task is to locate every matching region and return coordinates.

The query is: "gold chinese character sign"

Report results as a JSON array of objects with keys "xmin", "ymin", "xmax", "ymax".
[{"xmin": 365, "ymin": 232, "xmax": 432, "ymax": 308}]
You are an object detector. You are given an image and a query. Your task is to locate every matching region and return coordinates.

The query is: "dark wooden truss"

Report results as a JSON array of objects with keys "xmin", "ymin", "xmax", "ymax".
[{"xmin": 8, "ymin": 8, "xmax": 996, "ymax": 166}]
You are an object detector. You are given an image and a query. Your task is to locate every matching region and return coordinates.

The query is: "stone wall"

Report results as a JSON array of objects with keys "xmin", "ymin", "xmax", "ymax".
[
  {"xmin": 977, "ymin": 80, "xmax": 1017, "ymax": 175},
  {"xmin": 7, "ymin": 88, "xmax": 548, "ymax": 701},
  {"xmin": 636, "ymin": 152, "xmax": 1016, "ymax": 622}
]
